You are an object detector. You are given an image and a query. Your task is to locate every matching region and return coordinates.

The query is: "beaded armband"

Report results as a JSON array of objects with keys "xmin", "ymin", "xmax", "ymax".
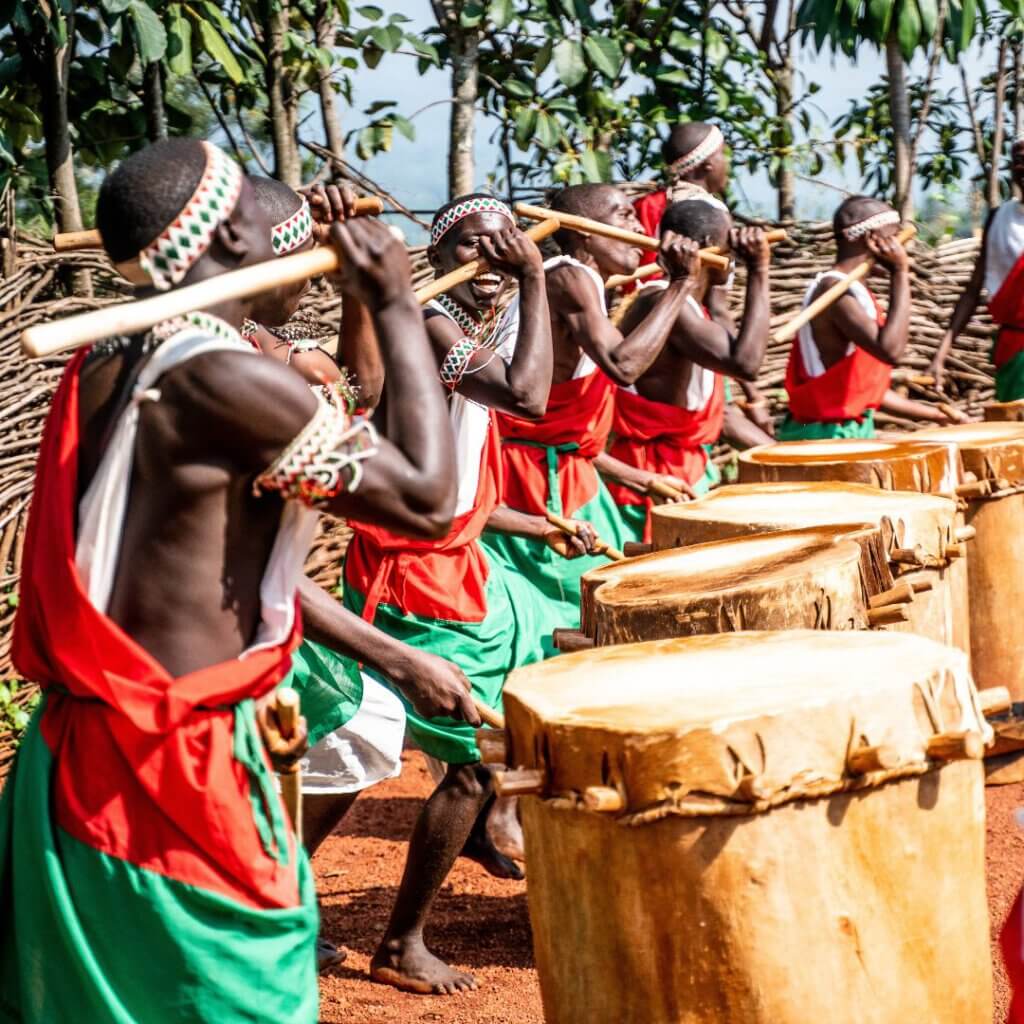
[
  {"xmin": 439, "ymin": 336, "xmax": 480, "ymax": 391},
  {"xmin": 254, "ymin": 402, "xmax": 379, "ymax": 506}
]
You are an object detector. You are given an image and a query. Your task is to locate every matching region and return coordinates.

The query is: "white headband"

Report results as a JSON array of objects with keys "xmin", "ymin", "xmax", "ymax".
[
  {"xmin": 841, "ymin": 209, "xmax": 900, "ymax": 241},
  {"xmin": 668, "ymin": 126, "xmax": 724, "ymax": 177}
]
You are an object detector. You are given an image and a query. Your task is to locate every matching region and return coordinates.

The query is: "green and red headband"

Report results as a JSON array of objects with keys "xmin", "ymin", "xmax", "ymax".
[
  {"xmin": 430, "ymin": 195, "xmax": 514, "ymax": 247},
  {"xmin": 272, "ymin": 197, "xmax": 313, "ymax": 255}
]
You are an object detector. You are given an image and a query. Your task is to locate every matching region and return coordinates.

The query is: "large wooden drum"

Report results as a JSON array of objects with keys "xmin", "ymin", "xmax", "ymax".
[
  {"xmin": 580, "ymin": 527, "xmax": 900, "ymax": 646},
  {"xmin": 985, "ymin": 400, "xmax": 1024, "ymax": 423},
  {"xmin": 912, "ymin": 422, "xmax": 1024, "ymax": 700},
  {"xmin": 502, "ymin": 630, "xmax": 993, "ymax": 1024},
  {"xmin": 737, "ymin": 437, "xmax": 954, "ymax": 492},
  {"xmin": 649, "ymin": 482, "xmax": 969, "ymax": 657}
]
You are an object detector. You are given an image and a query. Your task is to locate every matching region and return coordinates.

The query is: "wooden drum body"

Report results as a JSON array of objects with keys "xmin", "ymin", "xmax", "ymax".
[
  {"xmin": 913, "ymin": 423, "xmax": 1024, "ymax": 700},
  {"xmin": 503, "ymin": 631, "xmax": 993, "ymax": 1024},
  {"xmin": 985, "ymin": 400, "xmax": 1024, "ymax": 423},
  {"xmin": 650, "ymin": 482, "xmax": 969, "ymax": 657}
]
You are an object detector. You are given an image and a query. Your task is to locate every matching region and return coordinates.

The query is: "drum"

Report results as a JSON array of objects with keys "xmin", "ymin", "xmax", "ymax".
[
  {"xmin": 985, "ymin": 399, "xmax": 1024, "ymax": 423},
  {"xmin": 911, "ymin": 422, "xmax": 1024, "ymax": 701},
  {"xmin": 500, "ymin": 630, "xmax": 993, "ymax": 1024},
  {"xmin": 580, "ymin": 527, "xmax": 897, "ymax": 647},
  {"xmin": 737, "ymin": 437, "xmax": 954, "ymax": 493},
  {"xmin": 649, "ymin": 482, "xmax": 969, "ymax": 657}
]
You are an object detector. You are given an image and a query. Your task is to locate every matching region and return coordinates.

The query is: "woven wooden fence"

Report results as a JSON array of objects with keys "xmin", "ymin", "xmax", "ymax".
[{"xmin": 0, "ymin": 222, "xmax": 996, "ymax": 775}]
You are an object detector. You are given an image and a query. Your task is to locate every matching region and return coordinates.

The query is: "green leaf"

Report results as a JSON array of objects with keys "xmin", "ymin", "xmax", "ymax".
[
  {"xmin": 704, "ymin": 26, "xmax": 729, "ymax": 65},
  {"xmin": 459, "ymin": 2, "xmax": 485, "ymax": 27},
  {"xmin": 533, "ymin": 39, "xmax": 553, "ymax": 75},
  {"xmin": 392, "ymin": 113, "xmax": 415, "ymax": 140},
  {"xmin": 513, "ymin": 106, "xmax": 537, "ymax": 150},
  {"xmin": 916, "ymin": 0, "xmax": 938, "ymax": 37},
  {"xmin": 554, "ymin": 38, "xmax": 586, "ymax": 87},
  {"xmin": 0, "ymin": 55, "xmax": 22, "ymax": 85},
  {"xmin": 363, "ymin": 44, "xmax": 384, "ymax": 68},
  {"xmin": 101, "ymin": 0, "xmax": 132, "ymax": 14},
  {"xmin": 535, "ymin": 110, "xmax": 561, "ymax": 148},
  {"xmin": 6, "ymin": 591, "xmax": 18, "ymax": 608},
  {"xmin": 582, "ymin": 34, "xmax": 622, "ymax": 78},
  {"xmin": 129, "ymin": 1, "xmax": 167, "ymax": 65},
  {"xmin": 356, "ymin": 4, "xmax": 383, "ymax": 18},
  {"xmin": 897, "ymin": 0, "xmax": 922, "ymax": 57},
  {"xmin": 196, "ymin": 20, "xmax": 244, "ymax": 83},
  {"xmin": 668, "ymin": 29, "xmax": 700, "ymax": 51},
  {"xmin": 504, "ymin": 78, "xmax": 532, "ymax": 98},
  {"xmin": 579, "ymin": 147, "xmax": 610, "ymax": 182},
  {"xmin": 488, "ymin": 0, "xmax": 513, "ymax": 28}
]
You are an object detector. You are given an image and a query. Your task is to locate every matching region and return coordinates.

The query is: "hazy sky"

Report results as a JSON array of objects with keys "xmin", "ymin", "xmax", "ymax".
[{"xmin": 333, "ymin": 2, "xmax": 993, "ymax": 240}]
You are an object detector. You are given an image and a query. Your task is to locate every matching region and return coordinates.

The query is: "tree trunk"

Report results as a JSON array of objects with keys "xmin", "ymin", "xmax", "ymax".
[
  {"xmin": 264, "ymin": 0, "xmax": 301, "ymax": 185},
  {"xmin": 1015, "ymin": 43, "xmax": 1023, "ymax": 199},
  {"xmin": 143, "ymin": 61, "xmax": 167, "ymax": 142},
  {"xmin": 885, "ymin": 31, "xmax": 913, "ymax": 220},
  {"xmin": 773, "ymin": 58, "xmax": 796, "ymax": 221},
  {"xmin": 989, "ymin": 39, "xmax": 1009, "ymax": 209},
  {"xmin": 314, "ymin": 3, "xmax": 345, "ymax": 160},
  {"xmin": 447, "ymin": 27, "xmax": 479, "ymax": 197}
]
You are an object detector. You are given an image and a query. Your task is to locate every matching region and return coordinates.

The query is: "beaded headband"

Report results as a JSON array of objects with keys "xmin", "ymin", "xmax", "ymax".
[
  {"xmin": 430, "ymin": 196, "xmax": 514, "ymax": 247},
  {"xmin": 272, "ymin": 197, "xmax": 313, "ymax": 255},
  {"xmin": 841, "ymin": 209, "xmax": 900, "ymax": 241},
  {"xmin": 127, "ymin": 142, "xmax": 244, "ymax": 291},
  {"xmin": 668, "ymin": 125, "xmax": 724, "ymax": 177}
]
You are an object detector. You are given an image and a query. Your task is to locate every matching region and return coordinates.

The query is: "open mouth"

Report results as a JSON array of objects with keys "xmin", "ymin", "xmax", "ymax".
[{"xmin": 471, "ymin": 272, "xmax": 504, "ymax": 298}]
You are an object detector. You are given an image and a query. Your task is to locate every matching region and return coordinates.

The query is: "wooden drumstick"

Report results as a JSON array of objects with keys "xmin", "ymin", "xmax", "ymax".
[
  {"xmin": 545, "ymin": 509, "xmax": 625, "ymax": 561},
  {"xmin": 604, "ymin": 228, "xmax": 789, "ymax": 290},
  {"xmin": 274, "ymin": 687, "xmax": 303, "ymax": 839},
  {"xmin": 22, "ymin": 246, "xmax": 340, "ymax": 358},
  {"xmin": 474, "ymin": 699, "xmax": 505, "ymax": 731},
  {"xmin": 514, "ymin": 202, "xmax": 731, "ymax": 272},
  {"xmin": 414, "ymin": 219, "xmax": 560, "ymax": 304},
  {"xmin": 52, "ymin": 196, "xmax": 386, "ymax": 252},
  {"xmin": 773, "ymin": 225, "xmax": 917, "ymax": 343},
  {"xmin": 646, "ymin": 478, "xmax": 686, "ymax": 502}
]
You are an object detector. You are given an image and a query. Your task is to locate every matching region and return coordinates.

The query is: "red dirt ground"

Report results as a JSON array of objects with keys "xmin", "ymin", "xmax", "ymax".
[
  {"xmin": 315, "ymin": 753, "xmax": 1024, "ymax": 1024},
  {"xmin": 314, "ymin": 751, "xmax": 543, "ymax": 1024}
]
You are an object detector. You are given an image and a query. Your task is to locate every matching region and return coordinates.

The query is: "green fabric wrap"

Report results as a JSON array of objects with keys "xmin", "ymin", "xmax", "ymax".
[
  {"xmin": 481, "ymin": 478, "xmax": 630, "ymax": 659},
  {"xmin": 996, "ymin": 350, "xmax": 1024, "ymax": 402},
  {"xmin": 344, "ymin": 559, "xmax": 546, "ymax": 764},
  {"xmin": 280, "ymin": 639, "xmax": 363, "ymax": 748},
  {"xmin": 776, "ymin": 409, "xmax": 876, "ymax": 440},
  {"xmin": 0, "ymin": 703, "xmax": 319, "ymax": 1024}
]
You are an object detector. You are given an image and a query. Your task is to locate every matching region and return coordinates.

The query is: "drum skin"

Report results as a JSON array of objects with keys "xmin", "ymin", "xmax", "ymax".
[{"xmin": 522, "ymin": 762, "xmax": 989, "ymax": 1024}]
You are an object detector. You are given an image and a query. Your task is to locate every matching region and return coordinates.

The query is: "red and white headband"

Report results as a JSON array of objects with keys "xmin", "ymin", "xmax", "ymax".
[
  {"xmin": 430, "ymin": 196, "xmax": 514, "ymax": 247},
  {"xmin": 842, "ymin": 209, "xmax": 900, "ymax": 241},
  {"xmin": 116, "ymin": 142, "xmax": 243, "ymax": 291},
  {"xmin": 669, "ymin": 125, "xmax": 724, "ymax": 177},
  {"xmin": 271, "ymin": 198, "xmax": 313, "ymax": 255}
]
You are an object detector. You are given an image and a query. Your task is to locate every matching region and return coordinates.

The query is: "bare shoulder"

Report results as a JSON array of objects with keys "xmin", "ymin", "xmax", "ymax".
[{"xmin": 545, "ymin": 262, "xmax": 597, "ymax": 313}]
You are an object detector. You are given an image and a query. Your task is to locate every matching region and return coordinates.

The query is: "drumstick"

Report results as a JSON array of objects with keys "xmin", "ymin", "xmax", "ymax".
[
  {"xmin": 52, "ymin": 196, "xmax": 386, "ymax": 252},
  {"xmin": 274, "ymin": 687, "xmax": 303, "ymax": 840},
  {"xmin": 22, "ymin": 245, "xmax": 339, "ymax": 358},
  {"xmin": 773, "ymin": 225, "xmax": 917, "ymax": 343},
  {"xmin": 414, "ymin": 219, "xmax": 560, "ymax": 304},
  {"xmin": 646, "ymin": 478, "xmax": 686, "ymax": 502},
  {"xmin": 474, "ymin": 699, "xmax": 505, "ymax": 731},
  {"xmin": 545, "ymin": 509, "xmax": 626, "ymax": 561},
  {"xmin": 514, "ymin": 202, "xmax": 731, "ymax": 272},
  {"xmin": 604, "ymin": 228, "xmax": 789, "ymax": 290}
]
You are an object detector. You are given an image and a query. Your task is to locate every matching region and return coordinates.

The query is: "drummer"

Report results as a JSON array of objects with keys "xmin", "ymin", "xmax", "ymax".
[
  {"xmin": 595, "ymin": 198, "xmax": 771, "ymax": 542},
  {"xmin": 779, "ymin": 197, "xmax": 912, "ymax": 440},
  {"xmin": 930, "ymin": 136, "xmax": 1024, "ymax": 399},
  {"xmin": 481, "ymin": 183, "xmax": 693, "ymax": 652}
]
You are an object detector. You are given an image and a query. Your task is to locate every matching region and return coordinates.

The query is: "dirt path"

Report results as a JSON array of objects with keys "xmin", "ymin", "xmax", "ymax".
[{"xmin": 314, "ymin": 751, "xmax": 543, "ymax": 1024}]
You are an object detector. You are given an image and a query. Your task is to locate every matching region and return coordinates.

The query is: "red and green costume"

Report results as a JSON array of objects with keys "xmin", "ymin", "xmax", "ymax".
[
  {"xmin": 984, "ymin": 201, "xmax": 1024, "ymax": 401},
  {"xmin": 779, "ymin": 274, "xmax": 889, "ymax": 440},
  {"xmin": 481, "ymin": 260, "xmax": 630, "ymax": 655},
  {"xmin": 605, "ymin": 296, "xmax": 725, "ymax": 543},
  {"xmin": 0, "ymin": 351, "xmax": 317, "ymax": 1023},
  {"xmin": 344, "ymin": 304, "xmax": 547, "ymax": 764}
]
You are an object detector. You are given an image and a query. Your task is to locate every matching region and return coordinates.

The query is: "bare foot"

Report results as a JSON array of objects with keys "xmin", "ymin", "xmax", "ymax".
[
  {"xmin": 371, "ymin": 936, "xmax": 478, "ymax": 995},
  {"xmin": 317, "ymin": 936, "xmax": 346, "ymax": 973},
  {"xmin": 461, "ymin": 825, "xmax": 524, "ymax": 880},
  {"xmin": 486, "ymin": 795, "xmax": 525, "ymax": 863}
]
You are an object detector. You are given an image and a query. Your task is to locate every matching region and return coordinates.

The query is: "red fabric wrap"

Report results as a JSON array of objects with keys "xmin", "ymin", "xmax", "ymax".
[
  {"xmin": 345, "ymin": 411, "xmax": 502, "ymax": 623},
  {"xmin": 607, "ymin": 374, "xmax": 725, "ymax": 510},
  {"xmin": 784, "ymin": 286, "xmax": 890, "ymax": 423},
  {"xmin": 496, "ymin": 369, "xmax": 615, "ymax": 517},
  {"xmin": 632, "ymin": 191, "xmax": 667, "ymax": 283},
  {"xmin": 13, "ymin": 353, "xmax": 302, "ymax": 909},
  {"xmin": 1003, "ymin": 888, "xmax": 1024, "ymax": 1022},
  {"xmin": 989, "ymin": 252, "xmax": 1024, "ymax": 368}
]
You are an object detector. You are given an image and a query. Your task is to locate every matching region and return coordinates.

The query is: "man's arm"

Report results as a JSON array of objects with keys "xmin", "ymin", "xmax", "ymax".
[
  {"xmin": 879, "ymin": 389, "xmax": 967, "ymax": 424},
  {"xmin": 337, "ymin": 294, "xmax": 383, "ymax": 410},
  {"xmin": 827, "ymin": 235, "xmax": 911, "ymax": 366},
  {"xmin": 931, "ymin": 212, "xmax": 993, "ymax": 390},
  {"xmin": 548, "ymin": 232, "xmax": 696, "ymax": 386},
  {"xmin": 296, "ymin": 578, "xmax": 480, "ymax": 724},
  {"xmin": 720, "ymin": 403, "xmax": 773, "ymax": 448},
  {"xmin": 485, "ymin": 505, "xmax": 598, "ymax": 556},
  {"xmin": 593, "ymin": 451, "xmax": 696, "ymax": 499},
  {"xmin": 426, "ymin": 227, "xmax": 552, "ymax": 418}
]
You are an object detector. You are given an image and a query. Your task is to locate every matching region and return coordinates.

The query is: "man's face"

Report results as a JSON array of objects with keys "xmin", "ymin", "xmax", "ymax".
[
  {"xmin": 705, "ymin": 146, "xmax": 730, "ymax": 194},
  {"xmin": 1012, "ymin": 142, "xmax": 1024, "ymax": 193},
  {"xmin": 580, "ymin": 187, "xmax": 644, "ymax": 278},
  {"xmin": 250, "ymin": 230, "xmax": 314, "ymax": 327},
  {"xmin": 429, "ymin": 211, "xmax": 513, "ymax": 313}
]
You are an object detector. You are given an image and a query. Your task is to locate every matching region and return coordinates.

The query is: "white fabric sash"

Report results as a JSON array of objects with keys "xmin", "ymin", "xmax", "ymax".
[
  {"xmin": 985, "ymin": 200, "xmax": 1024, "ymax": 299},
  {"xmin": 797, "ymin": 271, "xmax": 875, "ymax": 378}
]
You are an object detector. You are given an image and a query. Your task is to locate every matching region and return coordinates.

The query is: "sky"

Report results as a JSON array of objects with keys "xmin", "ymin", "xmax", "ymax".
[{"xmin": 327, "ymin": 2, "xmax": 994, "ymax": 242}]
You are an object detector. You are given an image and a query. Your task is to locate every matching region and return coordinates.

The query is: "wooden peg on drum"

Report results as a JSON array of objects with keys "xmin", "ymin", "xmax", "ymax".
[
  {"xmin": 494, "ymin": 768, "xmax": 547, "ymax": 797},
  {"xmin": 979, "ymin": 687, "xmax": 1012, "ymax": 718},
  {"xmin": 622, "ymin": 541, "xmax": 653, "ymax": 558},
  {"xmin": 583, "ymin": 786, "xmax": 624, "ymax": 813},
  {"xmin": 847, "ymin": 743, "xmax": 900, "ymax": 775},
  {"xmin": 476, "ymin": 728, "xmax": 508, "ymax": 764},
  {"xmin": 926, "ymin": 729, "xmax": 986, "ymax": 762},
  {"xmin": 867, "ymin": 604, "xmax": 911, "ymax": 627},
  {"xmin": 551, "ymin": 628, "xmax": 595, "ymax": 653}
]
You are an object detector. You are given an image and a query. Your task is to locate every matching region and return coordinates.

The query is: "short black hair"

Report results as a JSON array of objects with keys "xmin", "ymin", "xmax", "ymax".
[
  {"xmin": 249, "ymin": 175, "xmax": 302, "ymax": 226},
  {"xmin": 661, "ymin": 199, "xmax": 730, "ymax": 246},
  {"xmin": 833, "ymin": 195, "xmax": 891, "ymax": 242},
  {"xmin": 663, "ymin": 122, "xmax": 715, "ymax": 166},
  {"xmin": 96, "ymin": 138, "xmax": 209, "ymax": 263},
  {"xmin": 549, "ymin": 183, "xmax": 618, "ymax": 252}
]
